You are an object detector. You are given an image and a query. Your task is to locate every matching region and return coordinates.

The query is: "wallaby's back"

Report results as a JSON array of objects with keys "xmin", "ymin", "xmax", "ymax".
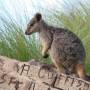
[{"xmin": 49, "ymin": 27, "xmax": 85, "ymax": 72}]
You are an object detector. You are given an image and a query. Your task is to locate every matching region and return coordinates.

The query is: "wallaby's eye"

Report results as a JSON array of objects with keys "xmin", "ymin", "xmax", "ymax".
[
  {"xmin": 28, "ymin": 18, "xmax": 35, "ymax": 27},
  {"xmin": 30, "ymin": 23, "xmax": 34, "ymax": 26}
]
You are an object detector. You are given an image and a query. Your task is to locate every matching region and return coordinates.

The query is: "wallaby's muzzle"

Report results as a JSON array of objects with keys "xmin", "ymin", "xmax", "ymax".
[{"xmin": 25, "ymin": 31, "xmax": 30, "ymax": 35}]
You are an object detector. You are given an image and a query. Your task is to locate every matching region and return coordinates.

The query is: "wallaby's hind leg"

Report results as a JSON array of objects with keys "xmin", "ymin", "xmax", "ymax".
[
  {"xmin": 75, "ymin": 63, "xmax": 86, "ymax": 79},
  {"xmin": 52, "ymin": 59, "xmax": 66, "ymax": 74}
]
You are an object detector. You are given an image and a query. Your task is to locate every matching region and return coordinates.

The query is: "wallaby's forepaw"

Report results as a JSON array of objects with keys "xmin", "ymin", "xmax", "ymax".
[{"xmin": 42, "ymin": 54, "xmax": 49, "ymax": 58}]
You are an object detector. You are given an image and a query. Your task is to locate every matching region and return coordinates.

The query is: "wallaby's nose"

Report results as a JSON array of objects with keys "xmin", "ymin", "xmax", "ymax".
[{"xmin": 25, "ymin": 31, "xmax": 28, "ymax": 35}]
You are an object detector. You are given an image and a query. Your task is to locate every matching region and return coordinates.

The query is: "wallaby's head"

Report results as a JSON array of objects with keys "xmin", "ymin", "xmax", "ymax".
[{"xmin": 25, "ymin": 13, "xmax": 42, "ymax": 35}]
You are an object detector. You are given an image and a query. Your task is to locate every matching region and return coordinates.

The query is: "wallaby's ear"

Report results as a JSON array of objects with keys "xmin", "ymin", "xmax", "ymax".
[{"xmin": 35, "ymin": 13, "xmax": 42, "ymax": 21}]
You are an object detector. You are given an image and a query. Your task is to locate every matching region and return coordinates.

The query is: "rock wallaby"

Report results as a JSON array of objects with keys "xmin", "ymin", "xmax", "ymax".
[{"xmin": 25, "ymin": 13, "xmax": 86, "ymax": 80}]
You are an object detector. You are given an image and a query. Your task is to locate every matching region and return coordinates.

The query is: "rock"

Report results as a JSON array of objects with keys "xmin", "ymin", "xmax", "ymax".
[{"xmin": 0, "ymin": 55, "xmax": 90, "ymax": 90}]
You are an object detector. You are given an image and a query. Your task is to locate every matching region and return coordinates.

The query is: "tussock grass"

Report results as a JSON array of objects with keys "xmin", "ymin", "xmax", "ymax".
[{"xmin": 0, "ymin": 18, "xmax": 41, "ymax": 61}]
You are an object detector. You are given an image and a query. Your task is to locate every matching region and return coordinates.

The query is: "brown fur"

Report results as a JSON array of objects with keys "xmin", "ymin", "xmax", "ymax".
[{"xmin": 75, "ymin": 64, "xmax": 86, "ymax": 79}]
